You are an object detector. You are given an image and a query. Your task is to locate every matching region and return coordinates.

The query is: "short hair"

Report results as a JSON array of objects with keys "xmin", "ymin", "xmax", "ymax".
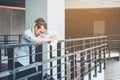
[{"xmin": 34, "ymin": 18, "xmax": 47, "ymax": 29}]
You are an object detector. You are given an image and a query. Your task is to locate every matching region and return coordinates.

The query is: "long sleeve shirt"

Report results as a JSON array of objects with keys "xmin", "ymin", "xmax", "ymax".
[{"xmin": 15, "ymin": 28, "xmax": 46, "ymax": 66}]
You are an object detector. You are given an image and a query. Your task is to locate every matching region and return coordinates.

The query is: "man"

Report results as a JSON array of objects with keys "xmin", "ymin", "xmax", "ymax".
[{"xmin": 15, "ymin": 18, "xmax": 56, "ymax": 80}]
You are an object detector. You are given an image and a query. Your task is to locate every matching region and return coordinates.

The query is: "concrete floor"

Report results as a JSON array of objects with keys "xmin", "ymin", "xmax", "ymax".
[{"xmin": 105, "ymin": 56, "xmax": 120, "ymax": 80}]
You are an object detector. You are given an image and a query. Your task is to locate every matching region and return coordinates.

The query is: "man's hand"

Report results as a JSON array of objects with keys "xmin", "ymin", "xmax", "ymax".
[{"xmin": 50, "ymin": 35, "xmax": 56, "ymax": 42}]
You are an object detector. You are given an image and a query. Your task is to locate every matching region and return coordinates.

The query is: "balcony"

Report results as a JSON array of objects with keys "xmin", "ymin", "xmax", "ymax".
[{"xmin": 0, "ymin": 35, "xmax": 119, "ymax": 80}]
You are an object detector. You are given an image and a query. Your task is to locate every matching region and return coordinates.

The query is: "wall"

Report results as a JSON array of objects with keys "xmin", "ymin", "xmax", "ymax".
[
  {"xmin": 26, "ymin": 0, "xmax": 65, "ymax": 79},
  {"xmin": 65, "ymin": 8, "xmax": 120, "ymax": 38},
  {"xmin": 0, "ymin": 8, "xmax": 25, "ymax": 35}
]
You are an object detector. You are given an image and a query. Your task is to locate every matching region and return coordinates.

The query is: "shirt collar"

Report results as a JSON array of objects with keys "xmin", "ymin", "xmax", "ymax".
[{"xmin": 31, "ymin": 28, "xmax": 36, "ymax": 37}]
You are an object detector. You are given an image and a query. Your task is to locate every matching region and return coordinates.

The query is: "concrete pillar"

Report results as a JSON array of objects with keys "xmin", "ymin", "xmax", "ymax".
[{"xmin": 25, "ymin": 0, "xmax": 65, "ymax": 79}]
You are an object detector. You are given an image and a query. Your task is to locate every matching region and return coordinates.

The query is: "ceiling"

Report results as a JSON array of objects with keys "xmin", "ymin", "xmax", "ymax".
[
  {"xmin": 0, "ymin": 0, "xmax": 120, "ymax": 9},
  {"xmin": 66, "ymin": 0, "xmax": 120, "ymax": 9},
  {"xmin": 0, "ymin": 0, "xmax": 25, "ymax": 7}
]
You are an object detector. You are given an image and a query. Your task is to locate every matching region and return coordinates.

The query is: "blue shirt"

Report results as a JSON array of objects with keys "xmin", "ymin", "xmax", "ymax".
[{"xmin": 15, "ymin": 28, "xmax": 46, "ymax": 66}]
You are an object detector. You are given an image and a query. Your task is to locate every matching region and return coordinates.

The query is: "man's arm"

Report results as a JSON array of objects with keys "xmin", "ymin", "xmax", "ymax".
[
  {"xmin": 36, "ymin": 35, "xmax": 56, "ymax": 43},
  {"xmin": 23, "ymin": 30, "xmax": 56, "ymax": 43}
]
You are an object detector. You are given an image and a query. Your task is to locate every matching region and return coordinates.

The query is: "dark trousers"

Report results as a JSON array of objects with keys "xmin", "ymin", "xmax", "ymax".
[{"xmin": 15, "ymin": 62, "xmax": 40, "ymax": 80}]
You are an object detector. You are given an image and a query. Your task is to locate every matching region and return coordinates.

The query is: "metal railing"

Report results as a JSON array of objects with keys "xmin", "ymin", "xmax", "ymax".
[
  {"xmin": 0, "ymin": 35, "xmax": 107, "ymax": 80},
  {"xmin": 108, "ymin": 35, "xmax": 120, "ymax": 60},
  {"xmin": 0, "ymin": 35, "xmax": 22, "ymax": 45},
  {"xmin": 0, "ymin": 35, "xmax": 21, "ymax": 57}
]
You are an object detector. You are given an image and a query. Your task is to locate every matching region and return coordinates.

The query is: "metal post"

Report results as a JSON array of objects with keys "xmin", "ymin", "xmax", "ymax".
[
  {"xmin": 88, "ymin": 50, "xmax": 91, "ymax": 80},
  {"xmin": 103, "ymin": 37, "xmax": 107, "ymax": 69},
  {"xmin": 57, "ymin": 42, "xmax": 61, "ymax": 79},
  {"xmin": 7, "ymin": 48, "xmax": 14, "ymax": 80},
  {"xmin": 103, "ymin": 47, "xmax": 106, "ymax": 69},
  {"xmin": 80, "ymin": 52, "xmax": 85, "ymax": 80},
  {"xmin": 108, "ymin": 36, "xmax": 111, "ymax": 58},
  {"xmin": 70, "ymin": 42, "xmax": 75, "ymax": 80},
  {"xmin": 98, "ymin": 48, "xmax": 102, "ymax": 73},
  {"xmin": 35, "ymin": 45, "xmax": 43, "ymax": 79},
  {"xmin": 29, "ymin": 46, "xmax": 32, "ymax": 64},
  {"xmin": 74, "ymin": 41, "xmax": 77, "ymax": 78},
  {"xmin": 4, "ymin": 35, "xmax": 8, "ymax": 56},
  {"xmin": 50, "ymin": 45, "xmax": 53, "ymax": 79},
  {"xmin": 65, "ymin": 42, "xmax": 68, "ymax": 80},
  {"xmin": 88, "ymin": 39, "xmax": 92, "ymax": 80},
  {"xmin": 18, "ymin": 35, "xmax": 22, "ymax": 44},
  {"xmin": 0, "ymin": 49, "xmax": 1, "ymax": 80},
  {"xmin": 0, "ymin": 49, "xmax": 1, "ymax": 71},
  {"xmin": 80, "ymin": 40, "xmax": 85, "ymax": 80},
  {"xmin": 93, "ymin": 38, "xmax": 97, "ymax": 77}
]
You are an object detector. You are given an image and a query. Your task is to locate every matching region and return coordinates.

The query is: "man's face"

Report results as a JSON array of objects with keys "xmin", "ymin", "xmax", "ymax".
[{"xmin": 34, "ymin": 26, "xmax": 46, "ymax": 36}]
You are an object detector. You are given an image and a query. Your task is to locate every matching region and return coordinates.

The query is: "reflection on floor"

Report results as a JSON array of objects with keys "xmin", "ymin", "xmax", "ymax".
[{"xmin": 105, "ymin": 51, "xmax": 120, "ymax": 80}]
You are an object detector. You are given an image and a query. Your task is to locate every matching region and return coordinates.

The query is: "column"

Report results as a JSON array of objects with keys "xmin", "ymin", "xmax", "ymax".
[{"xmin": 25, "ymin": 0, "xmax": 65, "ymax": 79}]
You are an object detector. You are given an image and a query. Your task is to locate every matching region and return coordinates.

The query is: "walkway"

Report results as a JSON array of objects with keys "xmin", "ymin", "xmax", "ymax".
[{"xmin": 105, "ymin": 52, "xmax": 120, "ymax": 80}]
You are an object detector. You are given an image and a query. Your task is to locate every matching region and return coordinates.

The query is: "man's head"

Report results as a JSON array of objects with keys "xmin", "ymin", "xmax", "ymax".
[{"xmin": 34, "ymin": 18, "xmax": 47, "ymax": 36}]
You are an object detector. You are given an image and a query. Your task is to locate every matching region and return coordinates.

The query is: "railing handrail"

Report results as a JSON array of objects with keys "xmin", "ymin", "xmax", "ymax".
[
  {"xmin": 59, "ymin": 35, "xmax": 107, "ymax": 42},
  {"xmin": 0, "ymin": 35, "xmax": 108, "ymax": 80},
  {"xmin": 0, "ymin": 42, "xmax": 47, "ymax": 49},
  {"xmin": 0, "ymin": 34, "xmax": 22, "ymax": 36},
  {"xmin": 0, "ymin": 35, "xmax": 107, "ymax": 49}
]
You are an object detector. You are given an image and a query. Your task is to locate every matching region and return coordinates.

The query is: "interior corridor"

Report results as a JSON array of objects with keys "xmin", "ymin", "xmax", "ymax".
[{"xmin": 105, "ymin": 53, "xmax": 120, "ymax": 80}]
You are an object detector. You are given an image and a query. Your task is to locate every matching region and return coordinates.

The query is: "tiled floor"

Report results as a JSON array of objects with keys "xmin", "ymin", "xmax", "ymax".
[{"xmin": 105, "ymin": 54, "xmax": 120, "ymax": 80}]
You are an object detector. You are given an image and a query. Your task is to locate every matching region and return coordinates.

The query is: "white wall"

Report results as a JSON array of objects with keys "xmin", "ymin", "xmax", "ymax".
[
  {"xmin": 25, "ymin": 0, "xmax": 47, "ymax": 29},
  {"xmin": 47, "ymin": 0, "xmax": 65, "ymax": 40},
  {"xmin": 26, "ymin": 0, "xmax": 65, "ymax": 79},
  {"xmin": 47, "ymin": 0, "xmax": 65, "ymax": 79},
  {"xmin": 0, "ymin": 8, "xmax": 25, "ymax": 35}
]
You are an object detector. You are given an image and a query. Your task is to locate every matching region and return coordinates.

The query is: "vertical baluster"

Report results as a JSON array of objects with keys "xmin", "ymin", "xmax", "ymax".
[
  {"xmin": 29, "ymin": 46, "xmax": 32, "ymax": 64},
  {"xmin": 35, "ymin": 45, "xmax": 43, "ymax": 79},
  {"xmin": 74, "ymin": 41, "xmax": 77, "ymax": 78},
  {"xmin": 7, "ymin": 48, "xmax": 14, "ymax": 80},
  {"xmin": 80, "ymin": 52, "xmax": 84, "ymax": 80},
  {"xmin": 0, "ymin": 49, "xmax": 1, "ymax": 80},
  {"xmin": 0, "ymin": 49, "xmax": 1, "ymax": 71},
  {"xmin": 80, "ymin": 40, "xmax": 85, "ymax": 80},
  {"xmin": 98, "ymin": 48, "xmax": 102, "ymax": 73},
  {"xmin": 87, "ymin": 50, "xmax": 91, "ymax": 80},
  {"xmin": 57, "ymin": 42, "xmax": 61, "ymax": 79},
  {"xmin": 65, "ymin": 42, "xmax": 69, "ymax": 80},
  {"xmin": 88, "ymin": 39, "xmax": 92, "ymax": 80},
  {"xmin": 18, "ymin": 35, "xmax": 22, "ymax": 44},
  {"xmin": 93, "ymin": 39, "xmax": 97, "ymax": 77},
  {"xmin": 98, "ymin": 38, "xmax": 102, "ymax": 73},
  {"xmin": 103, "ymin": 46, "xmax": 106, "ymax": 69},
  {"xmin": 103, "ymin": 37, "xmax": 107, "ymax": 69},
  {"xmin": 4, "ymin": 35, "xmax": 8, "ymax": 56},
  {"xmin": 50, "ymin": 45, "xmax": 53, "ymax": 79},
  {"xmin": 71, "ymin": 41, "xmax": 75, "ymax": 79}
]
